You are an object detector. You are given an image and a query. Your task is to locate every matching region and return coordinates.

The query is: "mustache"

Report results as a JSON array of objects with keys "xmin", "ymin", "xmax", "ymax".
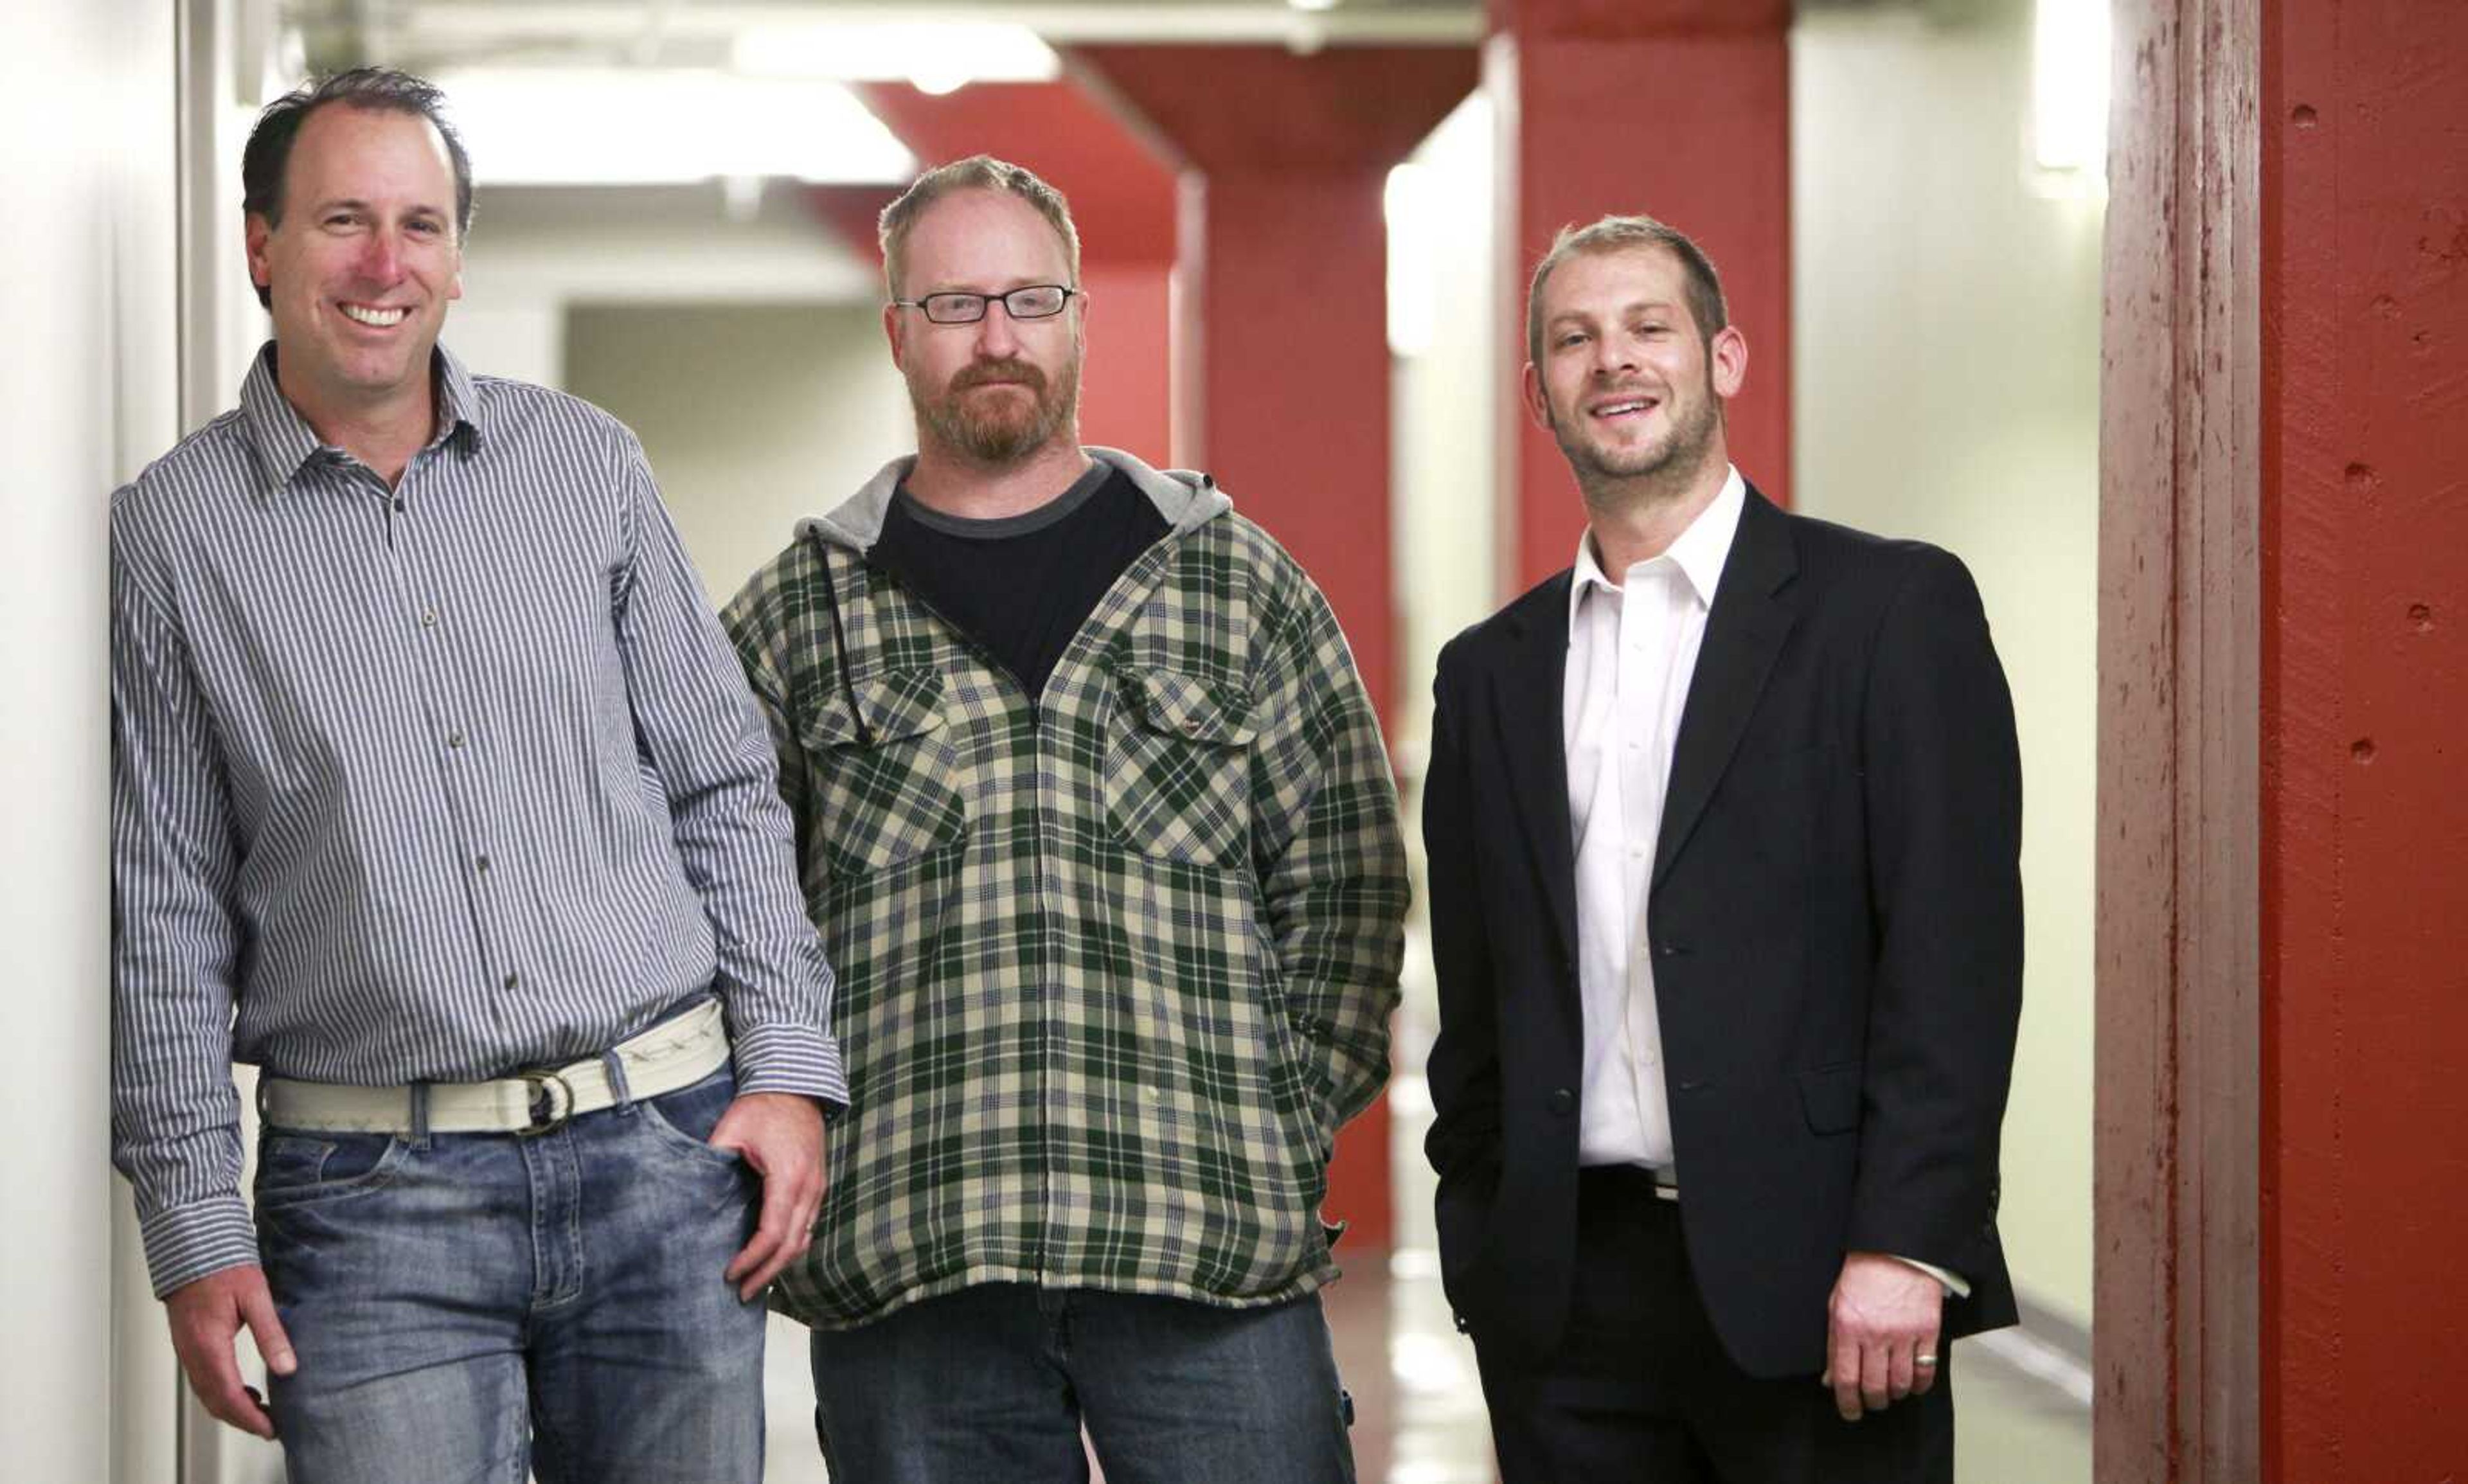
[{"xmin": 951, "ymin": 357, "xmax": 1048, "ymax": 393}]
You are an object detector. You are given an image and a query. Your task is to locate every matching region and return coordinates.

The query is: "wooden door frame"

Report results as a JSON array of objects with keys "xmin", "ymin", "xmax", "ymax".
[{"xmin": 2093, "ymin": 0, "xmax": 2263, "ymax": 1480}]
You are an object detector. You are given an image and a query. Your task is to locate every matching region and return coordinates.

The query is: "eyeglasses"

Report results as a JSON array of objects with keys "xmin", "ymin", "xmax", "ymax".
[{"xmin": 891, "ymin": 284, "xmax": 1083, "ymax": 325}]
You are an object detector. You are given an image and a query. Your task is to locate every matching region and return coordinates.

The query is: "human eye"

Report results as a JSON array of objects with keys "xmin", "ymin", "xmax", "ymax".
[
  {"xmin": 926, "ymin": 292, "xmax": 987, "ymax": 323},
  {"xmin": 1010, "ymin": 285, "xmax": 1067, "ymax": 317}
]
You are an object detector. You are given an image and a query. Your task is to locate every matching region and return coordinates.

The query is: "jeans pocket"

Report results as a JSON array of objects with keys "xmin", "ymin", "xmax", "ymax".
[
  {"xmin": 253, "ymin": 1130, "xmax": 406, "ymax": 1210},
  {"xmin": 636, "ymin": 1069, "xmax": 749, "ymax": 1172}
]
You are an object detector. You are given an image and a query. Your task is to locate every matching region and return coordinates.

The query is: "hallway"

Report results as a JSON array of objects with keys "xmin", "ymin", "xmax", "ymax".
[{"xmin": 749, "ymin": 1067, "xmax": 2093, "ymax": 1483}]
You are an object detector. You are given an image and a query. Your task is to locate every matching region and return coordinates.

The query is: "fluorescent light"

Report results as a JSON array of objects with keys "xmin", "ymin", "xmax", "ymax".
[
  {"xmin": 733, "ymin": 22, "xmax": 1060, "ymax": 94},
  {"xmin": 1384, "ymin": 162, "xmax": 1438, "ymax": 359},
  {"xmin": 2032, "ymin": 0, "xmax": 2111, "ymax": 177},
  {"xmin": 1289, "ymin": 0, "xmax": 1343, "ymax": 12},
  {"xmin": 434, "ymin": 69, "xmax": 915, "ymax": 186}
]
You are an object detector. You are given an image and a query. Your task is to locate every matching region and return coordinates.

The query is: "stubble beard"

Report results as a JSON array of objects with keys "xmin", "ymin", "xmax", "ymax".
[
  {"xmin": 916, "ymin": 353, "xmax": 1082, "ymax": 467},
  {"xmin": 1553, "ymin": 370, "xmax": 1724, "ymax": 512}
]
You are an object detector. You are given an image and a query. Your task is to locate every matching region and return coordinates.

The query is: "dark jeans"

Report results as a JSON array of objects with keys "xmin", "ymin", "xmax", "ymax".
[
  {"xmin": 1476, "ymin": 1170, "xmax": 1953, "ymax": 1484},
  {"xmin": 809, "ymin": 1282, "xmax": 1357, "ymax": 1483},
  {"xmin": 255, "ymin": 1066, "xmax": 767, "ymax": 1484}
]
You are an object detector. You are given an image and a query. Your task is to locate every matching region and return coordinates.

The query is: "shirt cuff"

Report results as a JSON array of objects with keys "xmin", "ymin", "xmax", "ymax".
[
  {"xmin": 729, "ymin": 1021, "xmax": 850, "ymax": 1113},
  {"xmin": 139, "ymin": 1192, "xmax": 261, "ymax": 1299},
  {"xmin": 1892, "ymin": 1254, "xmax": 1971, "ymax": 1299}
]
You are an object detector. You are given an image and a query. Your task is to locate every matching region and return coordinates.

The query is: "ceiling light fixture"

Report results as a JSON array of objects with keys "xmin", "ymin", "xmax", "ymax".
[
  {"xmin": 732, "ymin": 22, "xmax": 1061, "ymax": 96},
  {"xmin": 434, "ymin": 69, "xmax": 915, "ymax": 186}
]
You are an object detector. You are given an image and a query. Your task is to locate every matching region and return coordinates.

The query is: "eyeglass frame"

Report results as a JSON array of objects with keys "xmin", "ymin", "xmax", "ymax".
[{"xmin": 889, "ymin": 283, "xmax": 1087, "ymax": 326}]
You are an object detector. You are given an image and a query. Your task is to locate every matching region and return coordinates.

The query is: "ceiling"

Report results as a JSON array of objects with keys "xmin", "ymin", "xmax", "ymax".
[{"xmin": 287, "ymin": 0, "xmax": 1489, "ymax": 75}]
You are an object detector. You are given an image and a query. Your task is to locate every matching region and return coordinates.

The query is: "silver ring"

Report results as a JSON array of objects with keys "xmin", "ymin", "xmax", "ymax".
[{"xmin": 1914, "ymin": 1354, "xmax": 1939, "ymax": 1368}]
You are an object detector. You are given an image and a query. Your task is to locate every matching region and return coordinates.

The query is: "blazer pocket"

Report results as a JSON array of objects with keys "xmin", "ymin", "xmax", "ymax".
[
  {"xmin": 1798, "ymin": 1061, "xmax": 1864, "ymax": 1135},
  {"xmin": 801, "ymin": 668, "xmax": 965, "ymax": 877},
  {"xmin": 1104, "ymin": 666, "xmax": 1257, "ymax": 869}
]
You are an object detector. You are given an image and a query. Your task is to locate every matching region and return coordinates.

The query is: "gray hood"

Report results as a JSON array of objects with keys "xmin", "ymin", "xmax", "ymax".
[{"xmin": 793, "ymin": 446, "xmax": 1233, "ymax": 555}]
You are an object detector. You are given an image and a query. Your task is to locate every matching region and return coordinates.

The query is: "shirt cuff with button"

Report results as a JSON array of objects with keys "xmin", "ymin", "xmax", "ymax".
[{"xmin": 139, "ymin": 1191, "xmax": 262, "ymax": 1299}]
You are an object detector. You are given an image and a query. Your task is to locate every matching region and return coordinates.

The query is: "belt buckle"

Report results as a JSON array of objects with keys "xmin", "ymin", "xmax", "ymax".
[{"xmin": 513, "ymin": 1069, "xmax": 575, "ymax": 1137}]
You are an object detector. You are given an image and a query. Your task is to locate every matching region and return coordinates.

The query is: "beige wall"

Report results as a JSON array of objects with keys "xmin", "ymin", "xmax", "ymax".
[
  {"xmin": 564, "ymin": 302, "xmax": 917, "ymax": 603},
  {"xmin": 1793, "ymin": 4, "xmax": 2102, "ymax": 1329}
]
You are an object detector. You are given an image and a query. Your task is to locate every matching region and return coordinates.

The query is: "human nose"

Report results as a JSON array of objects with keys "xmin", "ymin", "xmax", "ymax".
[
  {"xmin": 354, "ymin": 228, "xmax": 405, "ymax": 283},
  {"xmin": 972, "ymin": 298, "xmax": 1023, "ymax": 356},
  {"xmin": 1589, "ymin": 334, "xmax": 1638, "ymax": 379}
]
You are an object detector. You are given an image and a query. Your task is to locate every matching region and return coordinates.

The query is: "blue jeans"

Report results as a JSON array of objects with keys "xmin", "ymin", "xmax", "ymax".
[
  {"xmin": 255, "ymin": 1066, "xmax": 767, "ymax": 1483},
  {"xmin": 807, "ymin": 1283, "xmax": 1356, "ymax": 1483}
]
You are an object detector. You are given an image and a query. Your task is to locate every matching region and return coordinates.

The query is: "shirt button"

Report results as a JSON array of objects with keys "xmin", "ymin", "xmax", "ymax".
[
  {"xmin": 447, "ymin": 731, "xmax": 465, "ymax": 748},
  {"xmin": 503, "ymin": 972, "xmax": 520, "ymax": 990},
  {"xmin": 1546, "ymin": 1087, "xmax": 1577, "ymax": 1116},
  {"xmin": 391, "ymin": 497, "xmax": 406, "ymax": 514},
  {"xmin": 420, "ymin": 610, "xmax": 437, "ymax": 627},
  {"xmin": 475, "ymin": 854, "xmax": 490, "ymax": 873}
]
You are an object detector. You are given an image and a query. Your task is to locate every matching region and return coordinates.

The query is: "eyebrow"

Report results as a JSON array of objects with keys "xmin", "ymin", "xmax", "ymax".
[
  {"xmin": 1548, "ymin": 299, "xmax": 1680, "ymax": 328},
  {"xmin": 918, "ymin": 276, "xmax": 1059, "ymax": 295},
  {"xmin": 309, "ymin": 196, "xmax": 449, "ymax": 220}
]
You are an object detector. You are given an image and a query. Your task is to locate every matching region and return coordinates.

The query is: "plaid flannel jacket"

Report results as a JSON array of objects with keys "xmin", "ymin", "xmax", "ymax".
[{"xmin": 722, "ymin": 447, "xmax": 1409, "ymax": 1328}]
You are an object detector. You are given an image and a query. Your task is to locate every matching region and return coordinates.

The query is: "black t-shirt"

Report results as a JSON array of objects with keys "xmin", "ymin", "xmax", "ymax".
[{"xmin": 867, "ymin": 461, "xmax": 1168, "ymax": 704}]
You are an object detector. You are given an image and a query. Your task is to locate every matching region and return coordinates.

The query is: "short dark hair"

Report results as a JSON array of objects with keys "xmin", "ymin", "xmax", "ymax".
[
  {"xmin": 241, "ymin": 67, "xmax": 474, "ymax": 308},
  {"xmin": 1526, "ymin": 214, "xmax": 1729, "ymax": 367}
]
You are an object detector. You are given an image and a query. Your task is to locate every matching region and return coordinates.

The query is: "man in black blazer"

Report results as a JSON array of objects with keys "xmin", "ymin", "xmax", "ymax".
[{"xmin": 1423, "ymin": 214, "xmax": 2023, "ymax": 1481}]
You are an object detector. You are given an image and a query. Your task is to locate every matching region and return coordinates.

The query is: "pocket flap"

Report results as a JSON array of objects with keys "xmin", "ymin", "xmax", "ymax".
[
  {"xmin": 805, "ymin": 668, "xmax": 945, "ymax": 748},
  {"xmin": 1119, "ymin": 666, "xmax": 1255, "ymax": 747},
  {"xmin": 1798, "ymin": 1062, "xmax": 1864, "ymax": 1134}
]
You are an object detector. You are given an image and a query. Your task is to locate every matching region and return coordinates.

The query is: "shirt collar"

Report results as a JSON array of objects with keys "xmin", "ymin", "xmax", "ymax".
[
  {"xmin": 1568, "ymin": 464, "xmax": 1748, "ymax": 630},
  {"xmin": 238, "ymin": 340, "xmax": 486, "ymax": 492}
]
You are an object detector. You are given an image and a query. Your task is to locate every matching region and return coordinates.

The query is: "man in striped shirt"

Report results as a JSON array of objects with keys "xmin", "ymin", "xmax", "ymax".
[{"xmin": 109, "ymin": 69, "xmax": 841, "ymax": 1483}]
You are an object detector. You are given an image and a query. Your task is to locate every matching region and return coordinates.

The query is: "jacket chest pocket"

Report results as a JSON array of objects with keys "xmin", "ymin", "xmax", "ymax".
[
  {"xmin": 1104, "ymin": 666, "xmax": 1256, "ymax": 870},
  {"xmin": 803, "ymin": 668, "xmax": 966, "ymax": 878}
]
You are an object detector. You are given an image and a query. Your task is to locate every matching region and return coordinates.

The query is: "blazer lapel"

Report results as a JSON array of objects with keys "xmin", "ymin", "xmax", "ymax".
[
  {"xmin": 1491, "ymin": 575, "xmax": 1581, "ymax": 967},
  {"xmin": 1654, "ymin": 489, "xmax": 1802, "ymax": 891}
]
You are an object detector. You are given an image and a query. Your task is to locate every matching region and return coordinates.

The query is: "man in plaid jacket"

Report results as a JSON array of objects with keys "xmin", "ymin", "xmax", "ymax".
[{"xmin": 723, "ymin": 156, "xmax": 1408, "ymax": 1482}]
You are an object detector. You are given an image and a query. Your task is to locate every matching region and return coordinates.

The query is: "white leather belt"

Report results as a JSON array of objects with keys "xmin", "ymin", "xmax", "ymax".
[{"xmin": 259, "ymin": 999, "xmax": 730, "ymax": 1136}]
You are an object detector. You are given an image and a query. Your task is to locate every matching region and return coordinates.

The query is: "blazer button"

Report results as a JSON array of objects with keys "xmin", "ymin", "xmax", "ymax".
[{"xmin": 1546, "ymin": 1087, "xmax": 1577, "ymax": 1116}]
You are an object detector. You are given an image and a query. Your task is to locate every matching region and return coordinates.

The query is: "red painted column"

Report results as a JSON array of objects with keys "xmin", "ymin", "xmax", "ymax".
[
  {"xmin": 2262, "ymin": 1, "xmax": 2468, "ymax": 1478},
  {"xmin": 836, "ymin": 81, "xmax": 1182, "ymax": 460},
  {"xmin": 1490, "ymin": 0, "xmax": 1791, "ymax": 590},
  {"xmin": 1077, "ymin": 46, "xmax": 1480, "ymax": 1251}
]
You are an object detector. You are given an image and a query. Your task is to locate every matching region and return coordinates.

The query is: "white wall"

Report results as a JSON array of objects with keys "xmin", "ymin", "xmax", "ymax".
[
  {"xmin": 447, "ymin": 179, "xmax": 903, "ymax": 599},
  {"xmin": 0, "ymin": 1, "xmax": 181, "ymax": 1477},
  {"xmin": 563, "ymin": 301, "xmax": 916, "ymax": 602},
  {"xmin": 1793, "ymin": 3, "xmax": 2102, "ymax": 1329},
  {"xmin": 1387, "ymin": 94, "xmax": 1504, "ymax": 1235}
]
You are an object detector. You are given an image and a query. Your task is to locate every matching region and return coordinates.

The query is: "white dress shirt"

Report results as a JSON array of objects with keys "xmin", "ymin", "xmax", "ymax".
[
  {"xmin": 1560, "ymin": 466, "xmax": 1966, "ymax": 1295},
  {"xmin": 1565, "ymin": 468, "xmax": 1745, "ymax": 1173}
]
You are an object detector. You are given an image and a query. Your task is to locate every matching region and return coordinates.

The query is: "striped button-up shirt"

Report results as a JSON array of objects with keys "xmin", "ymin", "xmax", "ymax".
[{"xmin": 111, "ymin": 344, "xmax": 845, "ymax": 1296}]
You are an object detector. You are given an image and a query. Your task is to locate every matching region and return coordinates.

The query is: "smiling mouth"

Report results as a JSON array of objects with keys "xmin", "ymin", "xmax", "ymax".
[
  {"xmin": 339, "ymin": 303, "xmax": 409, "ymax": 328},
  {"xmin": 1591, "ymin": 397, "xmax": 1658, "ymax": 421}
]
